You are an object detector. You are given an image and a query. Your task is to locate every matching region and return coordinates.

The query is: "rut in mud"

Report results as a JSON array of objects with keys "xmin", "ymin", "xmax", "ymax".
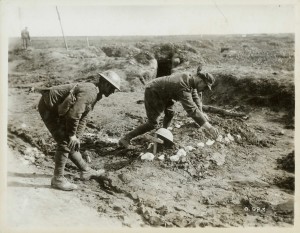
[{"xmin": 7, "ymin": 34, "xmax": 294, "ymax": 227}]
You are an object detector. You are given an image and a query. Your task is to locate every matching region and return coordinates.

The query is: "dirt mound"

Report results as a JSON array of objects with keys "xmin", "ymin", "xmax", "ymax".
[
  {"xmin": 9, "ymin": 35, "xmax": 295, "ymax": 111},
  {"xmin": 101, "ymin": 45, "xmax": 140, "ymax": 58},
  {"xmin": 204, "ymin": 72, "xmax": 295, "ymax": 124},
  {"xmin": 277, "ymin": 151, "xmax": 295, "ymax": 173},
  {"xmin": 274, "ymin": 176, "xmax": 295, "ymax": 192}
]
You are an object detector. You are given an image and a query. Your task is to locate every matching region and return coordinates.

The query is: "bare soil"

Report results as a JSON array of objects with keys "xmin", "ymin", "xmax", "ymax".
[{"xmin": 6, "ymin": 34, "xmax": 295, "ymax": 228}]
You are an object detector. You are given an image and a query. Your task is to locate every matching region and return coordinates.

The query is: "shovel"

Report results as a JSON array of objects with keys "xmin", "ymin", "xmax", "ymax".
[{"xmin": 143, "ymin": 134, "xmax": 164, "ymax": 155}]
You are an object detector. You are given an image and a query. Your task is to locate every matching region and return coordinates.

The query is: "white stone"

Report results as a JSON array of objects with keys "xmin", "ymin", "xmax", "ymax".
[
  {"xmin": 227, "ymin": 133, "xmax": 234, "ymax": 141},
  {"xmin": 216, "ymin": 135, "xmax": 223, "ymax": 142},
  {"xmin": 21, "ymin": 123, "xmax": 27, "ymax": 128},
  {"xmin": 176, "ymin": 148, "xmax": 187, "ymax": 157},
  {"xmin": 141, "ymin": 152, "xmax": 155, "ymax": 161},
  {"xmin": 224, "ymin": 137, "xmax": 230, "ymax": 143},
  {"xmin": 206, "ymin": 139, "xmax": 215, "ymax": 146},
  {"xmin": 197, "ymin": 142, "xmax": 205, "ymax": 147},
  {"xmin": 106, "ymin": 138, "xmax": 118, "ymax": 144},
  {"xmin": 170, "ymin": 155, "xmax": 180, "ymax": 162},
  {"xmin": 185, "ymin": 146, "xmax": 195, "ymax": 152},
  {"xmin": 158, "ymin": 154, "xmax": 165, "ymax": 161},
  {"xmin": 236, "ymin": 134, "xmax": 242, "ymax": 140}
]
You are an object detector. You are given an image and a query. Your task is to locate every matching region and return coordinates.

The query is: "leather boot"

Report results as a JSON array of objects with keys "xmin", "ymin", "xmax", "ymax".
[
  {"xmin": 163, "ymin": 116, "xmax": 173, "ymax": 128},
  {"xmin": 69, "ymin": 151, "xmax": 89, "ymax": 171},
  {"xmin": 69, "ymin": 151, "xmax": 105, "ymax": 181},
  {"xmin": 119, "ymin": 122, "xmax": 155, "ymax": 148},
  {"xmin": 80, "ymin": 168, "xmax": 105, "ymax": 181},
  {"xmin": 51, "ymin": 150, "xmax": 77, "ymax": 191},
  {"xmin": 51, "ymin": 176, "xmax": 78, "ymax": 191}
]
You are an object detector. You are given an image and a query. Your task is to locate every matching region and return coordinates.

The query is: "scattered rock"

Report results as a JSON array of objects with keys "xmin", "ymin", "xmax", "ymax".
[
  {"xmin": 185, "ymin": 146, "xmax": 195, "ymax": 152},
  {"xmin": 175, "ymin": 124, "xmax": 181, "ymax": 128},
  {"xmin": 158, "ymin": 154, "xmax": 165, "ymax": 161},
  {"xmin": 206, "ymin": 139, "xmax": 215, "ymax": 146},
  {"xmin": 156, "ymin": 205, "xmax": 168, "ymax": 215},
  {"xmin": 172, "ymin": 217, "xmax": 188, "ymax": 227},
  {"xmin": 176, "ymin": 148, "xmax": 187, "ymax": 157},
  {"xmin": 235, "ymin": 134, "xmax": 242, "ymax": 140},
  {"xmin": 207, "ymin": 152, "xmax": 226, "ymax": 166},
  {"xmin": 170, "ymin": 155, "xmax": 180, "ymax": 162},
  {"xmin": 216, "ymin": 135, "xmax": 223, "ymax": 142},
  {"xmin": 197, "ymin": 142, "xmax": 205, "ymax": 147},
  {"xmin": 181, "ymin": 157, "xmax": 187, "ymax": 162},
  {"xmin": 141, "ymin": 152, "xmax": 155, "ymax": 161},
  {"xmin": 227, "ymin": 133, "xmax": 234, "ymax": 141},
  {"xmin": 148, "ymin": 216, "xmax": 164, "ymax": 226},
  {"xmin": 224, "ymin": 137, "xmax": 230, "ymax": 143},
  {"xmin": 137, "ymin": 205, "xmax": 146, "ymax": 215}
]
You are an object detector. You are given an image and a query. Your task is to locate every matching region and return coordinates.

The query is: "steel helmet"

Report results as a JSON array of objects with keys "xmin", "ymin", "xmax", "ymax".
[
  {"xmin": 155, "ymin": 128, "xmax": 174, "ymax": 143},
  {"xmin": 99, "ymin": 71, "xmax": 121, "ymax": 91}
]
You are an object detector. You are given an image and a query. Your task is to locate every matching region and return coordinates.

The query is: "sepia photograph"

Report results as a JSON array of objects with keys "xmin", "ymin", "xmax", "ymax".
[{"xmin": 0, "ymin": 0, "xmax": 298, "ymax": 231}]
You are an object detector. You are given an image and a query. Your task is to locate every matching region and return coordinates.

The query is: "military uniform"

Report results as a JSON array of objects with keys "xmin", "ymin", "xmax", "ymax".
[
  {"xmin": 38, "ymin": 82, "xmax": 101, "ymax": 183},
  {"xmin": 122, "ymin": 72, "xmax": 207, "ymax": 141},
  {"xmin": 21, "ymin": 29, "xmax": 30, "ymax": 49}
]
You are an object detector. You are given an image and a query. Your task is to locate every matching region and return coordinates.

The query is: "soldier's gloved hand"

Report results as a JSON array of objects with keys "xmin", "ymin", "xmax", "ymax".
[
  {"xmin": 68, "ymin": 135, "xmax": 80, "ymax": 151},
  {"xmin": 202, "ymin": 122, "xmax": 219, "ymax": 139}
]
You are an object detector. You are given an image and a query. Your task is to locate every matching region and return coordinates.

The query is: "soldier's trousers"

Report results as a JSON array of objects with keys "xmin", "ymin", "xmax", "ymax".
[
  {"xmin": 38, "ymin": 97, "xmax": 88, "ymax": 177},
  {"xmin": 22, "ymin": 39, "xmax": 29, "ymax": 49},
  {"xmin": 125, "ymin": 87, "xmax": 175, "ymax": 140}
]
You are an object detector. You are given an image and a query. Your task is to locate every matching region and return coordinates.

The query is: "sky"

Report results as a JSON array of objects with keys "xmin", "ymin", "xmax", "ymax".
[{"xmin": 3, "ymin": 3, "xmax": 296, "ymax": 37}]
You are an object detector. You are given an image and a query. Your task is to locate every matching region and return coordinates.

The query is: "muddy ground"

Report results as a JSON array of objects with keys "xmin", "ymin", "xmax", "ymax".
[{"xmin": 6, "ymin": 34, "xmax": 295, "ymax": 227}]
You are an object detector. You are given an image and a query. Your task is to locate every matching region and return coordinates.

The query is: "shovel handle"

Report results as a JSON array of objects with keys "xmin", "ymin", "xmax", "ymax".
[{"xmin": 144, "ymin": 134, "xmax": 163, "ymax": 144}]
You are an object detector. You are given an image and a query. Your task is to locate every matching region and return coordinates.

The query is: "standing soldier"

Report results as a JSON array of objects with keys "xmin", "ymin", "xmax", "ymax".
[
  {"xmin": 119, "ymin": 65, "xmax": 218, "ymax": 148},
  {"xmin": 37, "ymin": 71, "xmax": 121, "ymax": 191},
  {"xmin": 21, "ymin": 27, "xmax": 30, "ymax": 50}
]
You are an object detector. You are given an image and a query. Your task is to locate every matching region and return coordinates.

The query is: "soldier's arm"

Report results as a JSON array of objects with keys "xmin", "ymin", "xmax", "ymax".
[
  {"xmin": 65, "ymin": 90, "xmax": 91, "ymax": 137},
  {"xmin": 191, "ymin": 89, "xmax": 203, "ymax": 111},
  {"xmin": 76, "ymin": 111, "xmax": 89, "ymax": 139},
  {"xmin": 179, "ymin": 91, "xmax": 207, "ymax": 127}
]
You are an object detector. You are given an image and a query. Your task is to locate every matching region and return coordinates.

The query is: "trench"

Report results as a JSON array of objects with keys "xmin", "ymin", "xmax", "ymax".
[{"xmin": 156, "ymin": 58, "xmax": 172, "ymax": 78}]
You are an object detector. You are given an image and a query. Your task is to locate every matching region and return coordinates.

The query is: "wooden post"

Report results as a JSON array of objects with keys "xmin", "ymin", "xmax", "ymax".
[
  {"xmin": 86, "ymin": 37, "xmax": 90, "ymax": 47},
  {"xmin": 153, "ymin": 135, "xmax": 158, "ymax": 155},
  {"xmin": 56, "ymin": 6, "xmax": 68, "ymax": 50}
]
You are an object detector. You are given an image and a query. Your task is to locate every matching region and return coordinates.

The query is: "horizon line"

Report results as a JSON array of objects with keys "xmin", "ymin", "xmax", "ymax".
[{"xmin": 9, "ymin": 32, "xmax": 294, "ymax": 38}]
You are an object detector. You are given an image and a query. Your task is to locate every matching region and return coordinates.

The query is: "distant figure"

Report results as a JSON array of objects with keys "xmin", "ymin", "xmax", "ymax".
[{"xmin": 21, "ymin": 27, "xmax": 30, "ymax": 49}]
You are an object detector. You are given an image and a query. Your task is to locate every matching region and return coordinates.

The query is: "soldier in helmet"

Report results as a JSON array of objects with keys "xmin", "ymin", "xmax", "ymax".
[
  {"xmin": 119, "ymin": 65, "xmax": 219, "ymax": 148},
  {"xmin": 38, "ymin": 71, "xmax": 121, "ymax": 191}
]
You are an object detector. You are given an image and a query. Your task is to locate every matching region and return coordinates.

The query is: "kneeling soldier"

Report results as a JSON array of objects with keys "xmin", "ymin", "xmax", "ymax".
[{"xmin": 119, "ymin": 66, "xmax": 219, "ymax": 148}]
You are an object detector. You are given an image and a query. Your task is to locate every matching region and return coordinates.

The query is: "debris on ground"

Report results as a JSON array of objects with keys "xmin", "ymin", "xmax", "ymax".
[{"xmin": 141, "ymin": 152, "xmax": 155, "ymax": 161}]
